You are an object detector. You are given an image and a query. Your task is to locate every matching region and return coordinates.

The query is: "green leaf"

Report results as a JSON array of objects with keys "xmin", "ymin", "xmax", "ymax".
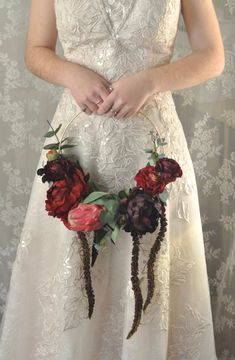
[
  {"xmin": 94, "ymin": 227, "xmax": 107, "ymax": 244},
  {"xmin": 100, "ymin": 211, "xmax": 115, "ymax": 228},
  {"xmin": 94, "ymin": 237, "xmax": 107, "ymax": 252},
  {"xmin": 94, "ymin": 197, "xmax": 119, "ymax": 229},
  {"xmin": 144, "ymin": 148, "xmax": 153, "ymax": 153},
  {"xmin": 94, "ymin": 243, "xmax": 101, "ymax": 251},
  {"xmin": 157, "ymin": 137, "xmax": 168, "ymax": 146},
  {"xmin": 158, "ymin": 187, "xmax": 171, "ymax": 203},
  {"xmin": 151, "ymin": 153, "xmax": 158, "ymax": 161},
  {"xmin": 44, "ymin": 123, "xmax": 62, "ymax": 138},
  {"xmin": 44, "ymin": 130, "xmax": 56, "ymax": 138},
  {"xmin": 111, "ymin": 224, "xmax": 120, "ymax": 244},
  {"xmin": 60, "ymin": 144, "xmax": 78, "ymax": 149},
  {"xmin": 60, "ymin": 137, "xmax": 69, "ymax": 143},
  {"xmin": 43, "ymin": 143, "xmax": 59, "ymax": 150},
  {"xmin": 83, "ymin": 191, "xmax": 109, "ymax": 203}
]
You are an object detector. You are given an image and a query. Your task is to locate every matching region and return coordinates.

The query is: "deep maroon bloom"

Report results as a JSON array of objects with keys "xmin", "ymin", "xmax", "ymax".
[
  {"xmin": 37, "ymin": 158, "xmax": 84, "ymax": 183},
  {"xmin": 123, "ymin": 187, "xmax": 163, "ymax": 236},
  {"xmin": 155, "ymin": 158, "xmax": 183, "ymax": 185}
]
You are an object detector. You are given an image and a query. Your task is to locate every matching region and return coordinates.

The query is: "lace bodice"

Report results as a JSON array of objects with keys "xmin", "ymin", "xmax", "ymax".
[{"xmin": 55, "ymin": 0, "xmax": 181, "ymax": 81}]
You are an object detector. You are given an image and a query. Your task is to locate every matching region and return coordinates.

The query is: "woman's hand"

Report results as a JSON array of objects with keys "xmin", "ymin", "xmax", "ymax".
[
  {"xmin": 25, "ymin": 0, "xmax": 112, "ymax": 115},
  {"xmin": 96, "ymin": 70, "xmax": 154, "ymax": 119},
  {"xmin": 65, "ymin": 63, "xmax": 113, "ymax": 115}
]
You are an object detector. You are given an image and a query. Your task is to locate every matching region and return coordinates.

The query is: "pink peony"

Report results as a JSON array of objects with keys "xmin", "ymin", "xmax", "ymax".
[{"xmin": 68, "ymin": 203, "xmax": 105, "ymax": 231}]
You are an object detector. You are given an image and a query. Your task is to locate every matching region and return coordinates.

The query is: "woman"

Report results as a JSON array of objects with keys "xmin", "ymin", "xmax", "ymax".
[{"xmin": 0, "ymin": 0, "xmax": 224, "ymax": 359}]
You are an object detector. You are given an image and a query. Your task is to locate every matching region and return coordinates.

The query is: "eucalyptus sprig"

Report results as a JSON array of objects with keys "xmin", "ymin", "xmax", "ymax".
[
  {"xmin": 43, "ymin": 111, "xmax": 83, "ymax": 156},
  {"xmin": 144, "ymin": 130, "xmax": 167, "ymax": 166}
]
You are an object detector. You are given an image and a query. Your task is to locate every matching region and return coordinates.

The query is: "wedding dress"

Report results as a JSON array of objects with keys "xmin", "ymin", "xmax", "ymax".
[{"xmin": 0, "ymin": 0, "xmax": 218, "ymax": 359}]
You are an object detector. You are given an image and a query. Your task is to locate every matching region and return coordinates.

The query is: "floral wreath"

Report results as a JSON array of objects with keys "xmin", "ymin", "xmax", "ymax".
[{"xmin": 37, "ymin": 110, "xmax": 183, "ymax": 339}]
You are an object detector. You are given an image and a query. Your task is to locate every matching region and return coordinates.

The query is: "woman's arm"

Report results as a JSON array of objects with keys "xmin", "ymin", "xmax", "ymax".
[
  {"xmin": 146, "ymin": 0, "xmax": 225, "ymax": 93},
  {"xmin": 24, "ymin": 0, "xmax": 112, "ymax": 114},
  {"xmin": 96, "ymin": 0, "xmax": 225, "ymax": 119},
  {"xmin": 24, "ymin": 0, "xmax": 71, "ymax": 87}
]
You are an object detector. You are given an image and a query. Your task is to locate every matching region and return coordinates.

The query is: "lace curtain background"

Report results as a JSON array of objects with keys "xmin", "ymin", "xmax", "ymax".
[{"xmin": 0, "ymin": 1, "xmax": 234, "ymax": 358}]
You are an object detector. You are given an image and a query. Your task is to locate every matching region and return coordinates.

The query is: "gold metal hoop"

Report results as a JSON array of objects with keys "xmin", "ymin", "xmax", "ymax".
[{"xmin": 58, "ymin": 109, "xmax": 160, "ymax": 153}]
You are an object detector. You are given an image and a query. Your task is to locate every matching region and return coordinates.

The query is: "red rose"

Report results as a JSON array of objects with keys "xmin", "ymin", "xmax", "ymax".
[
  {"xmin": 134, "ymin": 165, "xmax": 166, "ymax": 195},
  {"xmin": 45, "ymin": 169, "xmax": 89, "ymax": 229},
  {"xmin": 155, "ymin": 158, "xmax": 183, "ymax": 185},
  {"xmin": 68, "ymin": 203, "xmax": 105, "ymax": 231}
]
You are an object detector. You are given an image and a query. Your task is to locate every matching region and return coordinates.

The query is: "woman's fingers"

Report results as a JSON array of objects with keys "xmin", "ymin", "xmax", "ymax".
[
  {"xmin": 115, "ymin": 105, "xmax": 130, "ymax": 119},
  {"xmin": 97, "ymin": 93, "xmax": 115, "ymax": 116},
  {"xmin": 84, "ymin": 99, "xmax": 99, "ymax": 113}
]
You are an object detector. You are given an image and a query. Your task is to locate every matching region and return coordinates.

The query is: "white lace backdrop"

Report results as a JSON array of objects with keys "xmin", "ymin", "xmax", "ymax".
[{"xmin": 0, "ymin": 1, "xmax": 234, "ymax": 358}]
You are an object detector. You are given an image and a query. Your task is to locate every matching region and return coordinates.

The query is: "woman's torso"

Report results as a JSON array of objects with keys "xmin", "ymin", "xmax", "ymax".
[
  {"xmin": 48, "ymin": 0, "xmax": 196, "ymax": 210},
  {"xmin": 54, "ymin": 0, "xmax": 181, "ymax": 81}
]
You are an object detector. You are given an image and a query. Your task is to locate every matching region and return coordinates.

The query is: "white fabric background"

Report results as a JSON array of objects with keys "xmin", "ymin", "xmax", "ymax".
[{"xmin": 0, "ymin": 1, "xmax": 234, "ymax": 358}]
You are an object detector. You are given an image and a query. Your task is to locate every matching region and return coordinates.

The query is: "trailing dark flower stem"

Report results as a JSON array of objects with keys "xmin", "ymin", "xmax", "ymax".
[
  {"xmin": 77, "ymin": 231, "xmax": 95, "ymax": 318},
  {"xmin": 143, "ymin": 212, "xmax": 167, "ymax": 312},
  {"xmin": 126, "ymin": 233, "xmax": 143, "ymax": 339}
]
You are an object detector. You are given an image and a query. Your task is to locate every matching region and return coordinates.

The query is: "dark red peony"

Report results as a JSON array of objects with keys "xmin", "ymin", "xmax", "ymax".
[
  {"xmin": 134, "ymin": 165, "xmax": 166, "ymax": 195},
  {"xmin": 45, "ymin": 169, "xmax": 89, "ymax": 229},
  {"xmin": 122, "ymin": 187, "xmax": 163, "ymax": 235},
  {"xmin": 37, "ymin": 158, "xmax": 84, "ymax": 183},
  {"xmin": 155, "ymin": 158, "xmax": 183, "ymax": 185}
]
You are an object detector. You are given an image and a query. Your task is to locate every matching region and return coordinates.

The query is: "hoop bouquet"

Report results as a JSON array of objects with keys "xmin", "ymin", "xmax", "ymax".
[{"xmin": 37, "ymin": 110, "xmax": 183, "ymax": 339}]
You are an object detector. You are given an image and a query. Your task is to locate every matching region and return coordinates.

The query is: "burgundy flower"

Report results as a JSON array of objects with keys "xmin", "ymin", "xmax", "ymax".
[
  {"xmin": 37, "ymin": 158, "xmax": 84, "ymax": 183},
  {"xmin": 155, "ymin": 158, "xmax": 183, "ymax": 185},
  {"xmin": 134, "ymin": 165, "xmax": 166, "ymax": 195},
  {"xmin": 122, "ymin": 187, "xmax": 163, "ymax": 235}
]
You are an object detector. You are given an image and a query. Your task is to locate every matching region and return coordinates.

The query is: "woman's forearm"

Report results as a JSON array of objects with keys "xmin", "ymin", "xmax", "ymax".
[
  {"xmin": 146, "ymin": 48, "xmax": 224, "ymax": 94},
  {"xmin": 24, "ymin": 46, "xmax": 77, "ymax": 88}
]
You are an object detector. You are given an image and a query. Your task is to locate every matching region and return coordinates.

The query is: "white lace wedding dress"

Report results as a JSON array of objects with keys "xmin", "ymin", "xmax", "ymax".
[{"xmin": 0, "ymin": 0, "xmax": 218, "ymax": 359}]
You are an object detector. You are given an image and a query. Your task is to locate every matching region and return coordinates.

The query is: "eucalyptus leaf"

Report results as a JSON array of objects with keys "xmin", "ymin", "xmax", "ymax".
[
  {"xmin": 144, "ymin": 148, "xmax": 153, "ymax": 153},
  {"xmin": 158, "ymin": 190, "xmax": 169, "ymax": 203},
  {"xmin": 44, "ymin": 123, "xmax": 62, "ymax": 138},
  {"xmin": 97, "ymin": 198, "xmax": 119, "ymax": 228},
  {"xmin": 60, "ymin": 144, "xmax": 78, "ymax": 149},
  {"xmin": 111, "ymin": 224, "xmax": 121, "ymax": 244},
  {"xmin": 43, "ymin": 143, "xmax": 59, "ymax": 150},
  {"xmin": 60, "ymin": 137, "xmax": 70, "ymax": 143},
  {"xmin": 83, "ymin": 191, "xmax": 109, "ymax": 203},
  {"xmin": 44, "ymin": 130, "xmax": 56, "ymax": 138},
  {"xmin": 94, "ymin": 243, "xmax": 101, "ymax": 251},
  {"xmin": 94, "ymin": 227, "xmax": 108, "ymax": 244}
]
